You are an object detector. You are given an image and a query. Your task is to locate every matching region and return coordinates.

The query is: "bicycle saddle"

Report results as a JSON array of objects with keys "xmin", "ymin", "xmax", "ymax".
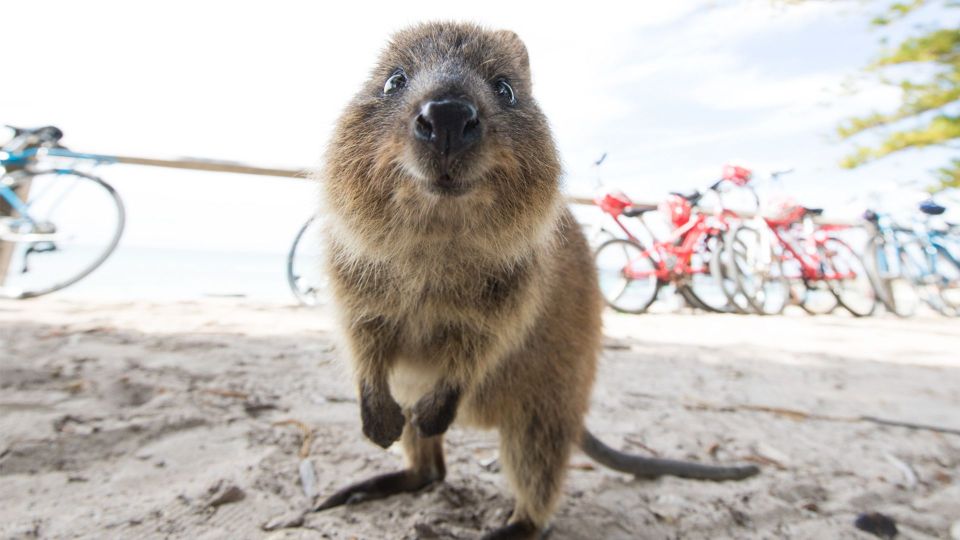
[
  {"xmin": 803, "ymin": 207, "xmax": 824, "ymax": 216},
  {"xmin": 5, "ymin": 125, "xmax": 64, "ymax": 143},
  {"xmin": 621, "ymin": 204, "xmax": 658, "ymax": 217},
  {"xmin": 919, "ymin": 199, "xmax": 946, "ymax": 215}
]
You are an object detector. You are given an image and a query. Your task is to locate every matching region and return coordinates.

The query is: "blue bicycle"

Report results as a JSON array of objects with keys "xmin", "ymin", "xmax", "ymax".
[
  {"xmin": 863, "ymin": 200, "xmax": 960, "ymax": 316},
  {"xmin": 0, "ymin": 125, "xmax": 125, "ymax": 299}
]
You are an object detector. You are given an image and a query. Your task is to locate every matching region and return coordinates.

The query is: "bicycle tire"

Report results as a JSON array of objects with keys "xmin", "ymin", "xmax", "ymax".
[
  {"xmin": 2, "ymin": 170, "xmax": 125, "ymax": 299},
  {"xmin": 729, "ymin": 225, "xmax": 788, "ymax": 315},
  {"xmin": 778, "ymin": 241, "xmax": 838, "ymax": 316},
  {"xmin": 684, "ymin": 232, "xmax": 734, "ymax": 313},
  {"xmin": 821, "ymin": 237, "xmax": 876, "ymax": 317},
  {"xmin": 594, "ymin": 238, "xmax": 661, "ymax": 314},
  {"xmin": 863, "ymin": 234, "xmax": 920, "ymax": 317},
  {"xmin": 286, "ymin": 214, "xmax": 327, "ymax": 307},
  {"xmin": 932, "ymin": 246, "xmax": 960, "ymax": 316},
  {"xmin": 710, "ymin": 228, "xmax": 753, "ymax": 314}
]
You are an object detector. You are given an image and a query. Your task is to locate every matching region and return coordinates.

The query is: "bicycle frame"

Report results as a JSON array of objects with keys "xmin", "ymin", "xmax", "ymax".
[
  {"xmin": 766, "ymin": 218, "xmax": 854, "ymax": 282},
  {"xmin": 2, "ymin": 147, "xmax": 117, "ymax": 226},
  {"xmin": 910, "ymin": 216, "xmax": 958, "ymax": 277},
  {"xmin": 871, "ymin": 212, "xmax": 908, "ymax": 278},
  {"xmin": 613, "ymin": 207, "xmax": 733, "ymax": 282},
  {"xmin": 929, "ymin": 229, "xmax": 960, "ymax": 269},
  {"xmin": 2, "ymin": 146, "xmax": 118, "ymax": 168}
]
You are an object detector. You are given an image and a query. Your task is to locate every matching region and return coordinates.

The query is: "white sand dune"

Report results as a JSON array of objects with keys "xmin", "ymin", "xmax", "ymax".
[{"xmin": 1, "ymin": 299, "xmax": 958, "ymax": 539}]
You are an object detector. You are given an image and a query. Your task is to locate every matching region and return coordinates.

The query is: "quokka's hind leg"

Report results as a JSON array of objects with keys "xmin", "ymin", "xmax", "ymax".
[
  {"xmin": 482, "ymin": 413, "xmax": 576, "ymax": 540},
  {"xmin": 315, "ymin": 420, "xmax": 445, "ymax": 511}
]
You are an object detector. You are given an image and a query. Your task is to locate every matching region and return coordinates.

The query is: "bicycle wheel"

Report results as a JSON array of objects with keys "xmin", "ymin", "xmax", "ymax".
[
  {"xmin": 897, "ymin": 239, "xmax": 952, "ymax": 315},
  {"xmin": 709, "ymin": 228, "xmax": 753, "ymax": 314},
  {"xmin": 821, "ymin": 237, "xmax": 876, "ymax": 317},
  {"xmin": 932, "ymin": 246, "xmax": 960, "ymax": 316},
  {"xmin": 286, "ymin": 214, "xmax": 329, "ymax": 307},
  {"xmin": 685, "ymin": 232, "xmax": 733, "ymax": 313},
  {"xmin": 863, "ymin": 234, "xmax": 921, "ymax": 317},
  {"xmin": 595, "ymin": 238, "xmax": 661, "ymax": 314},
  {"xmin": 0, "ymin": 170, "xmax": 124, "ymax": 299},
  {"xmin": 729, "ymin": 225, "xmax": 789, "ymax": 315}
]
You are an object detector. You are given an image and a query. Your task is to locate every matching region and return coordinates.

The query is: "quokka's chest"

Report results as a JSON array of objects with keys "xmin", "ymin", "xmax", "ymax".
[
  {"xmin": 338, "ymin": 250, "xmax": 530, "ymax": 310},
  {"xmin": 396, "ymin": 260, "xmax": 532, "ymax": 319}
]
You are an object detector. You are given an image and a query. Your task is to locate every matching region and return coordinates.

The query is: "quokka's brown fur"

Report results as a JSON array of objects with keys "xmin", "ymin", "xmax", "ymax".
[{"xmin": 317, "ymin": 22, "xmax": 758, "ymax": 540}]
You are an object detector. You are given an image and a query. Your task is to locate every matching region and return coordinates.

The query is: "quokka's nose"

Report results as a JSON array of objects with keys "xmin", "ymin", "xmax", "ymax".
[{"xmin": 413, "ymin": 98, "xmax": 480, "ymax": 157}]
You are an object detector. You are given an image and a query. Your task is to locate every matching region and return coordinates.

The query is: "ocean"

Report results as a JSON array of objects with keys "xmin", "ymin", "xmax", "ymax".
[{"xmin": 51, "ymin": 246, "xmax": 304, "ymax": 303}]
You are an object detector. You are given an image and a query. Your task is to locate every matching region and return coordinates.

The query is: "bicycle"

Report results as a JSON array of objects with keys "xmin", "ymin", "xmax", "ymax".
[
  {"xmin": 0, "ymin": 125, "xmax": 125, "ymax": 299},
  {"xmin": 593, "ymin": 168, "xmax": 750, "ymax": 314},
  {"xmin": 729, "ymin": 198, "xmax": 876, "ymax": 317},
  {"xmin": 715, "ymin": 169, "xmax": 796, "ymax": 316},
  {"xmin": 863, "ymin": 200, "xmax": 960, "ymax": 316}
]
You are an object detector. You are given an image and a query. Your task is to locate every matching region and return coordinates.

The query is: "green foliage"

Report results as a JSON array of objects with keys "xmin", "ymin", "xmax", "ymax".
[
  {"xmin": 874, "ymin": 28, "xmax": 960, "ymax": 65},
  {"xmin": 934, "ymin": 158, "xmax": 960, "ymax": 189},
  {"xmin": 871, "ymin": 0, "xmax": 925, "ymax": 26},
  {"xmin": 841, "ymin": 115, "xmax": 960, "ymax": 167},
  {"xmin": 871, "ymin": 0, "xmax": 926, "ymax": 25},
  {"xmin": 839, "ymin": 0, "xmax": 960, "ymax": 189}
]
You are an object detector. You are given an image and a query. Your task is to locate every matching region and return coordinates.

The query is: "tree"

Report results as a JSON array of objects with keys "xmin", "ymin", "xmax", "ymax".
[{"xmin": 837, "ymin": 0, "xmax": 960, "ymax": 190}]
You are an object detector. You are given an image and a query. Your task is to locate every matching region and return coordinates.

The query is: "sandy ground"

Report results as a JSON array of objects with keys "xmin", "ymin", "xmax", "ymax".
[{"xmin": 1, "ymin": 298, "xmax": 958, "ymax": 540}]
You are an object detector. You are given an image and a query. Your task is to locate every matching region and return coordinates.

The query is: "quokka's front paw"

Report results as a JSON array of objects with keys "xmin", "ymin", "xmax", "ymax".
[
  {"xmin": 360, "ymin": 385, "xmax": 405, "ymax": 448},
  {"xmin": 411, "ymin": 386, "xmax": 460, "ymax": 438}
]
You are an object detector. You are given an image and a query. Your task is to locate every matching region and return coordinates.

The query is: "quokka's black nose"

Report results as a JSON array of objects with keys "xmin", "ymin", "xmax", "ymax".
[{"xmin": 413, "ymin": 98, "xmax": 480, "ymax": 157}]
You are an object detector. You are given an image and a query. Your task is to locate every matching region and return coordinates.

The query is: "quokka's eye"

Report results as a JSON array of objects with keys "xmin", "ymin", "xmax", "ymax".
[
  {"xmin": 495, "ymin": 78, "xmax": 516, "ymax": 106},
  {"xmin": 383, "ymin": 69, "xmax": 407, "ymax": 95}
]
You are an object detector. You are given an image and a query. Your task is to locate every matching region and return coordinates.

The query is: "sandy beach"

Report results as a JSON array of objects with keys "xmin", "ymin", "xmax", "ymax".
[{"xmin": 1, "ymin": 298, "xmax": 958, "ymax": 539}]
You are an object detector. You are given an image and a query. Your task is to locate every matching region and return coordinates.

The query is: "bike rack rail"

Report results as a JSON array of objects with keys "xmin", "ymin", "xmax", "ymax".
[
  {"xmin": 568, "ymin": 194, "xmax": 856, "ymax": 226},
  {"xmin": 1, "ymin": 147, "xmax": 859, "ymax": 225},
  {"xmin": 0, "ymin": 147, "xmax": 311, "ymax": 179}
]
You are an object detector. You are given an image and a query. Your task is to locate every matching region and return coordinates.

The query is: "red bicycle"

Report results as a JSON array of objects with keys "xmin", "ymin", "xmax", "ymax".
[
  {"xmin": 594, "ymin": 167, "xmax": 751, "ymax": 314},
  {"xmin": 725, "ymin": 197, "xmax": 877, "ymax": 316}
]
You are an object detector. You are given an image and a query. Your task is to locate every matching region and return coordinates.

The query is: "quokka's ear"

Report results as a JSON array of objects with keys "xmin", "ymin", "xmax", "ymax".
[{"xmin": 494, "ymin": 29, "xmax": 530, "ymax": 75}]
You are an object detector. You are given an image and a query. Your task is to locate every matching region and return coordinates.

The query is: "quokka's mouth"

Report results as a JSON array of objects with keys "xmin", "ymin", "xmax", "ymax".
[{"xmin": 427, "ymin": 173, "xmax": 469, "ymax": 197}]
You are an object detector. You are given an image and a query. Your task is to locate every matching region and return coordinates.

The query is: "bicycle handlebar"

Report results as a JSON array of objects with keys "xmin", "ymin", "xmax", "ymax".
[{"xmin": 671, "ymin": 177, "xmax": 742, "ymax": 207}]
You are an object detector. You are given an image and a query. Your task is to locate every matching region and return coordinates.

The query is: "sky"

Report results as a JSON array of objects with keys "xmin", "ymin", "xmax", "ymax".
[{"xmin": 3, "ymin": 0, "xmax": 958, "ymax": 261}]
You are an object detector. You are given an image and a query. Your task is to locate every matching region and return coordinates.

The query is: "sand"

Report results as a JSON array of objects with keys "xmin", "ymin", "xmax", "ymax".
[{"xmin": 1, "ymin": 298, "xmax": 958, "ymax": 539}]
